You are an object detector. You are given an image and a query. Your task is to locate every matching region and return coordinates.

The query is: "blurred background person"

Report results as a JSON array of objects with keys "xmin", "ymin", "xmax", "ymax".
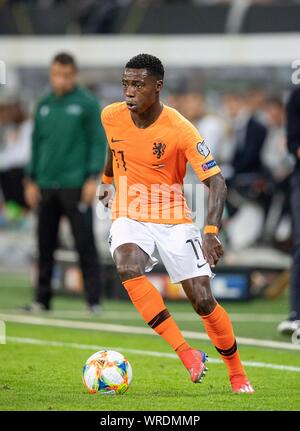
[
  {"xmin": 277, "ymin": 85, "xmax": 300, "ymax": 335},
  {"xmin": 0, "ymin": 99, "xmax": 32, "ymax": 220},
  {"xmin": 262, "ymin": 95, "xmax": 293, "ymax": 185},
  {"xmin": 222, "ymin": 90, "xmax": 268, "ymax": 250},
  {"xmin": 23, "ymin": 52, "xmax": 107, "ymax": 314},
  {"xmin": 261, "ymin": 95, "xmax": 294, "ymax": 246},
  {"xmin": 245, "ymin": 84, "xmax": 267, "ymax": 124},
  {"xmin": 222, "ymin": 90, "xmax": 267, "ymax": 185},
  {"xmin": 166, "ymin": 82, "xmax": 185, "ymax": 113},
  {"xmin": 167, "ymin": 82, "xmax": 229, "ymax": 220},
  {"xmin": 178, "ymin": 86, "xmax": 228, "ymax": 162}
]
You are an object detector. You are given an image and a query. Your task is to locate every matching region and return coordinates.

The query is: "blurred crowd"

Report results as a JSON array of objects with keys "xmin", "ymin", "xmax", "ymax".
[
  {"xmin": 2, "ymin": 1, "xmax": 293, "ymax": 6},
  {"xmin": 167, "ymin": 84, "xmax": 294, "ymax": 251},
  {"xmin": 1, "ymin": 0, "xmax": 299, "ymax": 35},
  {"xmin": 0, "ymin": 84, "xmax": 295, "ymax": 252}
]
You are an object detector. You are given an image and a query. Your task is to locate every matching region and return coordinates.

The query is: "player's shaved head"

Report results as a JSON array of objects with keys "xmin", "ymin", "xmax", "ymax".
[{"xmin": 125, "ymin": 54, "xmax": 164, "ymax": 80}]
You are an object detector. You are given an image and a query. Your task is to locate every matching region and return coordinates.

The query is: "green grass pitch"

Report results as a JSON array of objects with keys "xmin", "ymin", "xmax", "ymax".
[{"xmin": 0, "ymin": 274, "xmax": 299, "ymax": 411}]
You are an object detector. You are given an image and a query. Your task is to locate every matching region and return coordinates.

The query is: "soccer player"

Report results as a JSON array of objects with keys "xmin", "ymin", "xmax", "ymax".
[{"xmin": 99, "ymin": 54, "xmax": 254, "ymax": 393}]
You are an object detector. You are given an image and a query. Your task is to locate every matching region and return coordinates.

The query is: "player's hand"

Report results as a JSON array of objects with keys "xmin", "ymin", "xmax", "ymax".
[
  {"xmin": 81, "ymin": 178, "xmax": 97, "ymax": 206},
  {"xmin": 202, "ymin": 234, "xmax": 224, "ymax": 267},
  {"xmin": 24, "ymin": 181, "xmax": 41, "ymax": 209},
  {"xmin": 97, "ymin": 183, "xmax": 115, "ymax": 209}
]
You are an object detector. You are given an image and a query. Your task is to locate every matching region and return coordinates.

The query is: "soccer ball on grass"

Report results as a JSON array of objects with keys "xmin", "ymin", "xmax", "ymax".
[{"xmin": 82, "ymin": 350, "xmax": 132, "ymax": 395}]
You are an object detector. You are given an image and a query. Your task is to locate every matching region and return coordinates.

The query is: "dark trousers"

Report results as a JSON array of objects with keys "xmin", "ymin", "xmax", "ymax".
[
  {"xmin": 36, "ymin": 188, "xmax": 101, "ymax": 308},
  {"xmin": 0, "ymin": 167, "xmax": 27, "ymax": 207},
  {"xmin": 290, "ymin": 174, "xmax": 300, "ymax": 320}
]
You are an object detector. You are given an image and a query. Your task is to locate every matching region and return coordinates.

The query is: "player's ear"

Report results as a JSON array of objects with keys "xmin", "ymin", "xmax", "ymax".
[{"xmin": 156, "ymin": 80, "xmax": 163, "ymax": 93}]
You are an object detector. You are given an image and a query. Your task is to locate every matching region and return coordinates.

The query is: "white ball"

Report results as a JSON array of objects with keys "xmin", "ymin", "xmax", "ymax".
[{"xmin": 82, "ymin": 350, "xmax": 132, "ymax": 395}]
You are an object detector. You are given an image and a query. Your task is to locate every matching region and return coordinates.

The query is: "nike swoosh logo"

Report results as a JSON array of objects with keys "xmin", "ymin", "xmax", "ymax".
[
  {"xmin": 111, "ymin": 138, "xmax": 126, "ymax": 143},
  {"xmin": 197, "ymin": 262, "xmax": 208, "ymax": 269},
  {"xmin": 151, "ymin": 164, "xmax": 165, "ymax": 169}
]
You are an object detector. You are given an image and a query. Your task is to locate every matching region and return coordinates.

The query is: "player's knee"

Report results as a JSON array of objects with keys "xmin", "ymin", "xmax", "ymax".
[
  {"xmin": 192, "ymin": 283, "xmax": 216, "ymax": 316},
  {"xmin": 117, "ymin": 263, "xmax": 144, "ymax": 282},
  {"xmin": 194, "ymin": 297, "xmax": 216, "ymax": 316}
]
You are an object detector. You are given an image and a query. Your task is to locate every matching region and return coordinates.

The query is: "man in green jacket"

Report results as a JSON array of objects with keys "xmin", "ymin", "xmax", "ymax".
[{"xmin": 24, "ymin": 52, "xmax": 106, "ymax": 313}]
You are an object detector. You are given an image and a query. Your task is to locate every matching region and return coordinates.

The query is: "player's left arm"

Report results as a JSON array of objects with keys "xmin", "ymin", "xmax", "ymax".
[
  {"xmin": 179, "ymin": 118, "xmax": 227, "ymax": 266},
  {"xmin": 202, "ymin": 173, "xmax": 227, "ymax": 267}
]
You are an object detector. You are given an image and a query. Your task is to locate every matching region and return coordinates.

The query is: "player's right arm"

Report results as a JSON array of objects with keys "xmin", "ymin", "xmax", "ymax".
[
  {"xmin": 103, "ymin": 146, "xmax": 113, "ymax": 177},
  {"xmin": 98, "ymin": 103, "xmax": 123, "ymax": 207}
]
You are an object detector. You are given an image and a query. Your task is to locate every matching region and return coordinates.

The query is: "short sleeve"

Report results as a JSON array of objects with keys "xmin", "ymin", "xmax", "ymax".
[
  {"xmin": 101, "ymin": 103, "xmax": 123, "ymax": 149},
  {"xmin": 179, "ymin": 119, "xmax": 221, "ymax": 181},
  {"xmin": 101, "ymin": 106, "xmax": 109, "ymax": 127},
  {"xmin": 101, "ymin": 102, "xmax": 123, "ymax": 128},
  {"xmin": 100, "ymin": 105, "xmax": 112, "ymax": 150}
]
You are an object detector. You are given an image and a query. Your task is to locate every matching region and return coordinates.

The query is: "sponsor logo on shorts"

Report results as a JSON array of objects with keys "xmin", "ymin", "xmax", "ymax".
[{"xmin": 202, "ymin": 159, "xmax": 217, "ymax": 171}]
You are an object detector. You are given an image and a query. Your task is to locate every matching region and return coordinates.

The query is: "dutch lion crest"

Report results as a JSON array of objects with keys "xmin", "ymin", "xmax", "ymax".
[{"xmin": 152, "ymin": 142, "xmax": 166, "ymax": 159}]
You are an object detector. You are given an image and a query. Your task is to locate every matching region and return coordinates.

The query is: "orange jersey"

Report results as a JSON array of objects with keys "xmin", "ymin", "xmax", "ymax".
[{"xmin": 101, "ymin": 102, "xmax": 221, "ymax": 224}]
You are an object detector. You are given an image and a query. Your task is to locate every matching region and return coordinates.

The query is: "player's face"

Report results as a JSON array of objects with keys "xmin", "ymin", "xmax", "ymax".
[
  {"xmin": 50, "ymin": 62, "xmax": 77, "ymax": 96},
  {"xmin": 122, "ymin": 68, "xmax": 162, "ymax": 114}
]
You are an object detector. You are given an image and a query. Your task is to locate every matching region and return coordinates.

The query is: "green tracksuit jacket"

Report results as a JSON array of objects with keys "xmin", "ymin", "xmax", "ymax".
[{"xmin": 27, "ymin": 86, "xmax": 106, "ymax": 188}]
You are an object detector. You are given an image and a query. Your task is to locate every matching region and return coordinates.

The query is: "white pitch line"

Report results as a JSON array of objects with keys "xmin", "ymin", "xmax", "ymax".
[
  {"xmin": 6, "ymin": 336, "xmax": 300, "ymax": 374},
  {"xmin": 0, "ymin": 309, "xmax": 286, "ymax": 322},
  {"xmin": 0, "ymin": 312, "xmax": 299, "ymax": 351},
  {"xmin": 35, "ymin": 310, "xmax": 288, "ymax": 323}
]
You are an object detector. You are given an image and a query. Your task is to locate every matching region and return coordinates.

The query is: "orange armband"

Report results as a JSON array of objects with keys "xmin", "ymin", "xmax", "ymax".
[
  {"xmin": 102, "ymin": 174, "xmax": 113, "ymax": 184},
  {"xmin": 203, "ymin": 225, "xmax": 219, "ymax": 235}
]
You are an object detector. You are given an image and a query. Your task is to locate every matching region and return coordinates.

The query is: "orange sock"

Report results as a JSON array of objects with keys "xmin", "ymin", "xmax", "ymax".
[
  {"xmin": 123, "ymin": 275, "xmax": 190, "ymax": 354},
  {"xmin": 201, "ymin": 303, "xmax": 245, "ymax": 378}
]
